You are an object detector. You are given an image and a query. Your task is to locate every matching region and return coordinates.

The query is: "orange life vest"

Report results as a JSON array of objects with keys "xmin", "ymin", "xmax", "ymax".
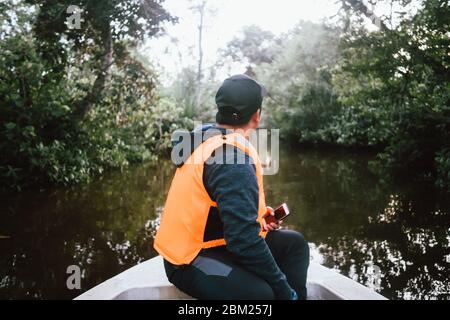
[{"xmin": 154, "ymin": 132, "xmax": 267, "ymax": 265}]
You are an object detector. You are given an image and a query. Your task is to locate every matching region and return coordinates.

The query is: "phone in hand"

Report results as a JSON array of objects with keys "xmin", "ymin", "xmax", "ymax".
[{"xmin": 265, "ymin": 203, "xmax": 290, "ymax": 225}]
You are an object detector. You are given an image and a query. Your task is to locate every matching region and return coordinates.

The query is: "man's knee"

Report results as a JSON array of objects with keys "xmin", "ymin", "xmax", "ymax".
[
  {"xmin": 251, "ymin": 281, "xmax": 275, "ymax": 300},
  {"xmin": 285, "ymin": 230, "xmax": 310, "ymax": 254}
]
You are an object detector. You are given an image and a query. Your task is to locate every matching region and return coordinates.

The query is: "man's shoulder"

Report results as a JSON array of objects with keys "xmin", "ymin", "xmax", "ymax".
[
  {"xmin": 206, "ymin": 144, "xmax": 255, "ymax": 167},
  {"xmin": 203, "ymin": 145, "xmax": 259, "ymax": 199},
  {"xmin": 203, "ymin": 145, "xmax": 257, "ymax": 187}
]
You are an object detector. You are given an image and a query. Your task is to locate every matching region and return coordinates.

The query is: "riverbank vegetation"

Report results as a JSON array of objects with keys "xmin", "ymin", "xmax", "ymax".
[
  {"xmin": 1, "ymin": 0, "xmax": 449, "ymax": 192},
  {"xmin": 248, "ymin": 1, "xmax": 449, "ymax": 190},
  {"xmin": 0, "ymin": 0, "xmax": 192, "ymax": 191}
]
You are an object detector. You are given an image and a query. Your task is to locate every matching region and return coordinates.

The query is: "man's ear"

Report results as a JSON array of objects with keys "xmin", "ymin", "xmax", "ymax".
[{"xmin": 251, "ymin": 109, "xmax": 261, "ymax": 126}]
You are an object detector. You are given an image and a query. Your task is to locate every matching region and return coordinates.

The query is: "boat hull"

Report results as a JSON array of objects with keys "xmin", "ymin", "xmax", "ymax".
[{"xmin": 75, "ymin": 256, "xmax": 387, "ymax": 300}]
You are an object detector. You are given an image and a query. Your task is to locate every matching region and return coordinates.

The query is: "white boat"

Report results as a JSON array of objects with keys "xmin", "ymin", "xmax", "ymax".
[{"xmin": 75, "ymin": 255, "xmax": 387, "ymax": 300}]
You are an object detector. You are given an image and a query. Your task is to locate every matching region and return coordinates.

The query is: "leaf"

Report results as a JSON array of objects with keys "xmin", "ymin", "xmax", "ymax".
[{"xmin": 5, "ymin": 122, "xmax": 16, "ymax": 130}]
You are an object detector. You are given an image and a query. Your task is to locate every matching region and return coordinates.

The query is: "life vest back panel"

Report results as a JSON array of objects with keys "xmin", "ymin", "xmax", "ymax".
[{"xmin": 154, "ymin": 133, "xmax": 267, "ymax": 265}]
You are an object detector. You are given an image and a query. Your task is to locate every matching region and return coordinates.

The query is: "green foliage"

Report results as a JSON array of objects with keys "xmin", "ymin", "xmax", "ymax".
[
  {"xmin": 22, "ymin": 0, "xmax": 175, "ymax": 119},
  {"xmin": 334, "ymin": 0, "xmax": 450, "ymax": 188},
  {"xmin": 0, "ymin": 32, "xmax": 81, "ymax": 190},
  {"xmin": 235, "ymin": 1, "xmax": 449, "ymax": 191},
  {"xmin": 26, "ymin": 0, "xmax": 176, "ymax": 54},
  {"xmin": 436, "ymin": 149, "xmax": 450, "ymax": 191},
  {"xmin": 0, "ymin": 1, "xmax": 185, "ymax": 192},
  {"xmin": 219, "ymin": 25, "xmax": 279, "ymax": 72},
  {"xmin": 168, "ymin": 65, "xmax": 218, "ymax": 122},
  {"xmin": 256, "ymin": 21, "xmax": 343, "ymax": 144}
]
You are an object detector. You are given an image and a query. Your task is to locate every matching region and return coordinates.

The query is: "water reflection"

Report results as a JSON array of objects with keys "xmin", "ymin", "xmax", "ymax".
[
  {"xmin": 0, "ymin": 147, "xmax": 449, "ymax": 299},
  {"xmin": 264, "ymin": 147, "xmax": 450, "ymax": 300},
  {"xmin": 0, "ymin": 162, "xmax": 173, "ymax": 299}
]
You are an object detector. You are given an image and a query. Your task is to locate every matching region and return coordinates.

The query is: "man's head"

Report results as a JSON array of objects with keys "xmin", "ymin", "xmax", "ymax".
[{"xmin": 215, "ymin": 74, "xmax": 267, "ymax": 131}]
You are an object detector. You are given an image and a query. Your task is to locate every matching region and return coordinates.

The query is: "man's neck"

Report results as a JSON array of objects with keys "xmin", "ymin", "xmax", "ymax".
[{"xmin": 216, "ymin": 123, "xmax": 253, "ymax": 139}]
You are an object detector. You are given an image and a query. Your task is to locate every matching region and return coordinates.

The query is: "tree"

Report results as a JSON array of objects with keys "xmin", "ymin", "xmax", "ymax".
[
  {"xmin": 220, "ymin": 25, "xmax": 278, "ymax": 76},
  {"xmin": 334, "ymin": 0, "xmax": 450, "ymax": 186},
  {"xmin": 0, "ymin": 1, "xmax": 186, "ymax": 191},
  {"xmin": 189, "ymin": 0, "xmax": 207, "ymax": 83},
  {"xmin": 25, "ymin": 0, "xmax": 176, "ymax": 118},
  {"xmin": 256, "ymin": 22, "xmax": 343, "ymax": 143},
  {"xmin": 188, "ymin": 0, "xmax": 217, "ymax": 114}
]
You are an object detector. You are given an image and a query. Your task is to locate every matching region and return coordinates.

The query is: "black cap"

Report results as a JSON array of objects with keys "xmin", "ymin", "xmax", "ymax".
[{"xmin": 215, "ymin": 74, "xmax": 268, "ymax": 125}]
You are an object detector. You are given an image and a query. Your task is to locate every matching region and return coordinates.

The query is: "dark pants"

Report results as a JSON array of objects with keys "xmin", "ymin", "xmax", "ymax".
[{"xmin": 163, "ymin": 230, "xmax": 310, "ymax": 300}]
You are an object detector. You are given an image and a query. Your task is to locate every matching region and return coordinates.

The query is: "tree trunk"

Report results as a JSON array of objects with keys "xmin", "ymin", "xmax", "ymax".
[
  {"xmin": 75, "ymin": 25, "xmax": 114, "ymax": 119},
  {"xmin": 197, "ymin": 0, "xmax": 205, "ymax": 83},
  {"xmin": 342, "ymin": 0, "xmax": 389, "ymax": 31},
  {"xmin": 194, "ymin": 0, "xmax": 206, "ymax": 112}
]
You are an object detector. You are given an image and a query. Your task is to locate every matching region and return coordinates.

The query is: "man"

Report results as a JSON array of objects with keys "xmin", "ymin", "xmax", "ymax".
[{"xmin": 154, "ymin": 74, "xmax": 310, "ymax": 300}]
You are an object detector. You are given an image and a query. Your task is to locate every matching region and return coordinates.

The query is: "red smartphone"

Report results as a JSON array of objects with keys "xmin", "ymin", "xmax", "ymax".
[{"xmin": 265, "ymin": 203, "xmax": 290, "ymax": 225}]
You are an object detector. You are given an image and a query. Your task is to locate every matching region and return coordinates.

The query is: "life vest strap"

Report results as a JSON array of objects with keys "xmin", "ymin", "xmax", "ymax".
[{"xmin": 202, "ymin": 238, "xmax": 226, "ymax": 249}]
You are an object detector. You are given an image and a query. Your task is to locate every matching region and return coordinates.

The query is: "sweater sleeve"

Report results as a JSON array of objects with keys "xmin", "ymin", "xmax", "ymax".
[{"xmin": 203, "ymin": 146, "xmax": 294, "ymax": 300}]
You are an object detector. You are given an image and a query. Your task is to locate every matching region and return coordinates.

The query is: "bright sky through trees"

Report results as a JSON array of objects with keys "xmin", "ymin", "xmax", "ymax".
[{"xmin": 142, "ymin": 0, "xmax": 341, "ymax": 83}]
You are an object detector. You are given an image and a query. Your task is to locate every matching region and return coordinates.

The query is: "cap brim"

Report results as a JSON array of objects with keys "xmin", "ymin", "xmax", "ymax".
[{"xmin": 260, "ymin": 84, "xmax": 269, "ymax": 98}]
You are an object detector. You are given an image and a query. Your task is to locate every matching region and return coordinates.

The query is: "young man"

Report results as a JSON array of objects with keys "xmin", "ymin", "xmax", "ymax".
[{"xmin": 154, "ymin": 74, "xmax": 310, "ymax": 300}]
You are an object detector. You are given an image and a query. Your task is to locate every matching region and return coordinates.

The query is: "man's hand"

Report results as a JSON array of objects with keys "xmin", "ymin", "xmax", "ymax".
[{"xmin": 262, "ymin": 206, "xmax": 283, "ymax": 232}]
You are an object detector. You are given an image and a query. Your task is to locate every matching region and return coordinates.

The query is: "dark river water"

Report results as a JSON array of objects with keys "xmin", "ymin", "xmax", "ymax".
[{"xmin": 1, "ymin": 146, "xmax": 449, "ymax": 300}]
